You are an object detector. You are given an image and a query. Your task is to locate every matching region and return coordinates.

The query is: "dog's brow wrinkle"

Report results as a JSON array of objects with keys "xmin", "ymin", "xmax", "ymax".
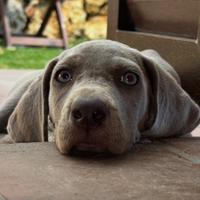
[{"xmin": 108, "ymin": 57, "xmax": 140, "ymax": 73}]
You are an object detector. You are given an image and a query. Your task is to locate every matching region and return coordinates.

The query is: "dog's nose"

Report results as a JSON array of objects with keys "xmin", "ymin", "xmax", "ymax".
[{"xmin": 71, "ymin": 97, "xmax": 108, "ymax": 128}]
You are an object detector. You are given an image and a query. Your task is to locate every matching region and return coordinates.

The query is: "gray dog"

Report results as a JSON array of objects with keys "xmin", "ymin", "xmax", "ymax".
[{"xmin": 0, "ymin": 40, "xmax": 199, "ymax": 154}]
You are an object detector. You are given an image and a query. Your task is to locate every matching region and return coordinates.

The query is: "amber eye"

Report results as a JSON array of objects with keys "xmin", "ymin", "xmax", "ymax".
[
  {"xmin": 56, "ymin": 70, "xmax": 72, "ymax": 83},
  {"xmin": 120, "ymin": 72, "xmax": 139, "ymax": 85}
]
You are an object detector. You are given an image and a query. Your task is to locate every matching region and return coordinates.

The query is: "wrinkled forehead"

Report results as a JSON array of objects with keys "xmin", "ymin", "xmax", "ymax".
[{"xmin": 57, "ymin": 40, "xmax": 142, "ymax": 69}]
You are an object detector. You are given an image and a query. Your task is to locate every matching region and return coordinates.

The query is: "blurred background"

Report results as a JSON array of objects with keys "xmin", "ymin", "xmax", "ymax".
[{"xmin": 0, "ymin": 0, "xmax": 108, "ymax": 69}]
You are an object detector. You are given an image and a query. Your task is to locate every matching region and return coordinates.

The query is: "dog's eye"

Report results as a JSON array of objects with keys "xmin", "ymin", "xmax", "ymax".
[
  {"xmin": 120, "ymin": 72, "xmax": 139, "ymax": 85},
  {"xmin": 56, "ymin": 70, "xmax": 72, "ymax": 83}
]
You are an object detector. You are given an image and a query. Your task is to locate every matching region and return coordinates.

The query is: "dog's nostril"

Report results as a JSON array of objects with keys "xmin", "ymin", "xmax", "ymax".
[
  {"xmin": 93, "ymin": 111, "xmax": 106, "ymax": 122},
  {"xmin": 72, "ymin": 110, "xmax": 82, "ymax": 120}
]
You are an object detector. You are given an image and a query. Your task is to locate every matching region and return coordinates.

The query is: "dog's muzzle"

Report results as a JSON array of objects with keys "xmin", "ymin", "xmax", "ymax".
[
  {"xmin": 55, "ymin": 86, "xmax": 127, "ymax": 155},
  {"xmin": 66, "ymin": 96, "xmax": 109, "ymax": 153}
]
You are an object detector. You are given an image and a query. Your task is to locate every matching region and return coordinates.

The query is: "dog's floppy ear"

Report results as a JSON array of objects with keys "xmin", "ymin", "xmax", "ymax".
[
  {"xmin": 7, "ymin": 57, "xmax": 59, "ymax": 142},
  {"xmin": 42, "ymin": 57, "xmax": 59, "ymax": 141},
  {"xmin": 141, "ymin": 52, "xmax": 200, "ymax": 138}
]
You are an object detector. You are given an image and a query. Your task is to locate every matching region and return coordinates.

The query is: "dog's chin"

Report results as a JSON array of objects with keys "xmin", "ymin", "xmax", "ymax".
[
  {"xmin": 68, "ymin": 141, "xmax": 131, "ymax": 156},
  {"xmin": 56, "ymin": 132, "xmax": 131, "ymax": 156},
  {"xmin": 68, "ymin": 143, "xmax": 110, "ymax": 157},
  {"xmin": 55, "ymin": 124, "xmax": 130, "ymax": 156},
  {"xmin": 73, "ymin": 143, "xmax": 106, "ymax": 152},
  {"xmin": 57, "ymin": 139, "xmax": 130, "ymax": 156}
]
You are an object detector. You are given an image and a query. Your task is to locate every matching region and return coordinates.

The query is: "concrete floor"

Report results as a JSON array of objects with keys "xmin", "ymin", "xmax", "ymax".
[{"xmin": 0, "ymin": 70, "xmax": 200, "ymax": 200}]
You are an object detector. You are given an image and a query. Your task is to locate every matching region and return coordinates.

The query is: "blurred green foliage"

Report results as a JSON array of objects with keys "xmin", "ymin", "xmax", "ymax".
[{"xmin": 0, "ymin": 37, "xmax": 89, "ymax": 69}]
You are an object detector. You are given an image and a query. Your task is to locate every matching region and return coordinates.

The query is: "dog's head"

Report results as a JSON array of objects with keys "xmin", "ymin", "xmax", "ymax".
[
  {"xmin": 48, "ymin": 41, "xmax": 148, "ymax": 154},
  {"xmin": 8, "ymin": 40, "xmax": 200, "ymax": 154}
]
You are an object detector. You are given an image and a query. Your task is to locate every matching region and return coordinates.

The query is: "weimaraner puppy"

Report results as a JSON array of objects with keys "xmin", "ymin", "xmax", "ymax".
[{"xmin": 0, "ymin": 40, "xmax": 199, "ymax": 154}]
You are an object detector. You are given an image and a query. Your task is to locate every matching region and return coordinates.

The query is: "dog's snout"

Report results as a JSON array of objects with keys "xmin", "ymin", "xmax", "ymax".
[{"xmin": 71, "ymin": 97, "xmax": 108, "ymax": 128}]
